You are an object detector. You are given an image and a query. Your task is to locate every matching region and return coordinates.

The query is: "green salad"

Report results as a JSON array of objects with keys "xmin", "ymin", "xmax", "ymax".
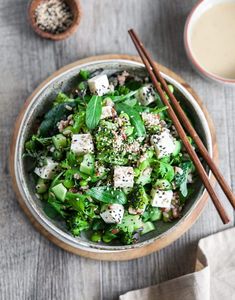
[{"xmin": 24, "ymin": 69, "xmax": 196, "ymax": 245}]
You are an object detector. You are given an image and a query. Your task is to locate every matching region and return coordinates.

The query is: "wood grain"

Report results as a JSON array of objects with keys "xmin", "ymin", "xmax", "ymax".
[
  {"xmin": 28, "ymin": 0, "xmax": 82, "ymax": 40},
  {"xmin": 0, "ymin": 0, "xmax": 234, "ymax": 299},
  {"xmin": 10, "ymin": 54, "xmax": 218, "ymax": 261}
]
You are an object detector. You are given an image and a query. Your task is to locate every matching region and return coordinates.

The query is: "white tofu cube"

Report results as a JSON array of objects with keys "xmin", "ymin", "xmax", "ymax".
[
  {"xmin": 151, "ymin": 189, "xmax": 173, "ymax": 208},
  {"xmin": 100, "ymin": 204, "xmax": 124, "ymax": 224},
  {"xmin": 141, "ymin": 112, "xmax": 160, "ymax": 126},
  {"xmin": 113, "ymin": 166, "xmax": 134, "ymax": 188},
  {"xmin": 151, "ymin": 130, "xmax": 176, "ymax": 158},
  {"xmin": 88, "ymin": 74, "xmax": 110, "ymax": 96},
  {"xmin": 101, "ymin": 106, "xmax": 116, "ymax": 119},
  {"xmin": 71, "ymin": 134, "xmax": 94, "ymax": 155},
  {"xmin": 34, "ymin": 158, "xmax": 59, "ymax": 179},
  {"xmin": 137, "ymin": 84, "xmax": 156, "ymax": 106}
]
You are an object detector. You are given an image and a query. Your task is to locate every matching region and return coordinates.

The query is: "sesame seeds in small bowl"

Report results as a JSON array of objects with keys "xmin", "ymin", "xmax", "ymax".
[{"xmin": 28, "ymin": 0, "xmax": 82, "ymax": 40}]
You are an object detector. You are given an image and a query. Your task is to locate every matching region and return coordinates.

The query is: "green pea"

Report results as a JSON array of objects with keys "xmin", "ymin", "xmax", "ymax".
[
  {"xmin": 91, "ymin": 232, "xmax": 102, "ymax": 243},
  {"xmin": 52, "ymin": 150, "xmax": 63, "ymax": 161},
  {"xmin": 102, "ymin": 232, "xmax": 116, "ymax": 243},
  {"xmin": 36, "ymin": 178, "xmax": 48, "ymax": 194},
  {"xmin": 63, "ymin": 179, "xmax": 74, "ymax": 189},
  {"xmin": 134, "ymin": 168, "xmax": 140, "ymax": 177},
  {"xmin": 80, "ymin": 180, "xmax": 88, "ymax": 187}
]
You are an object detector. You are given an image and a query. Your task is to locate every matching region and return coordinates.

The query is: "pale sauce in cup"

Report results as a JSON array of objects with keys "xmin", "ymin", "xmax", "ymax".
[{"xmin": 190, "ymin": 3, "xmax": 235, "ymax": 80}]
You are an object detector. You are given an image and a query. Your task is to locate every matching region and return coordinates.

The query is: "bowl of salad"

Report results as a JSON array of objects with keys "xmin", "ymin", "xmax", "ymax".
[{"xmin": 10, "ymin": 56, "xmax": 213, "ymax": 260}]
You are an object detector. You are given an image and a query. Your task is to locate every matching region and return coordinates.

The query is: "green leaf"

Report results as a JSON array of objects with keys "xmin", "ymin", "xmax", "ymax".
[
  {"xmin": 32, "ymin": 135, "xmax": 52, "ymax": 146},
  {"xmin": 87, "ymin": 187, "xmax": 127, "ymax": 204},
  {"xmin": 79, "ymin": 69, "xmax": 90, "ymax": 80},
  {"xmin": 55, "ymin": 92, "xmax": 73, "ymax": 104},
  {"xmin": 156, "ymin": 159, "xmax": 174, "ymax": 182},
  {"xmin": 39, "ymin": 102, "xmax": 76, "ymax": 137},
  {"xmin": 50, "ymin": 171, "xmax": 65, "ymax": 189},
  {"xmin": 72, "ymin": 111, "xmax": 86, "ymax": 133},
  {"xmin": 152, "ymin": 106, "xmax": 168, "ymax": 114},
  {"xmin": 67, "ymin": 197, "xmax": 85, "ymax": 212},
  {"xmin": 66, "ymin": 192, "xmax": 87, "ymax": 201},
  {"xmin": 125, "ymin": 80, "xmax": 142, "ymax": 90},
  {"xmin": 112, "ymin": 90, "xmax": 138, "ymax": 103},
  {"xmin": 44, "ymin": 202, "xmax": 60, "ymax": 219},
  {"xmin": 85, "ymin": 95, "xmax": 102, "ymax": 130},
  {"xmin": 115, "ymin": 103, "xmax": 146, "ymax": 137},
  {"xmin": 45, "ymin": 194, "xmax": 65, "ymax": 218},
  {"xmin": 123, "ymin": 98, "xmax": 137, "ymax": 107},
  {"xmin": 175, "ymin": 161, "xmax": 193, "ymax": 197}
]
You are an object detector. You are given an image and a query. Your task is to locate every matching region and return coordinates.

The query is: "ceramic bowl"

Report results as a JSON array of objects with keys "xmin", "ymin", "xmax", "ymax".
[
  {"xmin": 10, "ymin": 56, "xmax": 214, "ymax": 260},
  {"xmin": 28, "ymin": 0, "xmax": 82, "ymax": 41},
  {"xmin": 184, "ymin": 0, "xmax": 235, "ymax": 85}
]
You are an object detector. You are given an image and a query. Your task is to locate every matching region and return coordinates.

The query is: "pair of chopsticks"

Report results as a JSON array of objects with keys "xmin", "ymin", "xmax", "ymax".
[{"xmin": 128, "ymin": 29, "xmax": 235, "ymax": 224}]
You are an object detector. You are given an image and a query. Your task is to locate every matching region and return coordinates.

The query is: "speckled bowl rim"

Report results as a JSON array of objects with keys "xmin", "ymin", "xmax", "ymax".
[{"xmin": 12, "ymin": 57, "xmax": 213, "ymax": 254}]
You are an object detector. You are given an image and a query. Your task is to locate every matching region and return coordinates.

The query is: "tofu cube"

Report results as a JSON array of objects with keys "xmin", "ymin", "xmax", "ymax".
[
  {"xmin": 150, "ymin": 130, "xmax": 176, "ymax": 158},
  {"xmin": 141, "ymin": 112, "xmax": 160, "ymax": 127},
  {"xmin": 151, "ymin": 189, "xmax": 173, "ymax": 208},
  {"xmin": 101, "ymin": 106, "xmax": 116, "ymax": 120},
  {"xmin": 34, "ymin": 158, "xmax": 59, "ymax": 179},
  {"xmin": 88, "ymin": 74, "xmax": 110, "ymax": 96},
  {"xmin": 100, "ymin": 204, "xmax": 124, "ymax": 224},
  {"xmin": 113, "ymin": 166, "xmax": 134, "ymax": 188},
  {"xmin": 71, "ymin": 134, "xmax": 94, "ymax": 155},
  {"xmin": 137, "ymin": 84, "xmax": 156, "ymax": 106}
]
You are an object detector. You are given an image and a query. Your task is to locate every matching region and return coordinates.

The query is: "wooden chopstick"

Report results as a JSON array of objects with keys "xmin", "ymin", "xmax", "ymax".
[
  {"xmin": 129, "ymin": 29, "xmax": 235, "ymax": 212},
  {"xmin": 128, "ymin": 29, "xmax": 230, "ymax": 224}
]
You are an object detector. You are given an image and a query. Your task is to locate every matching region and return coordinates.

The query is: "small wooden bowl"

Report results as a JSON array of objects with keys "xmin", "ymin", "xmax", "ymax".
[{"xmin": 28, "ymin": 0, "xmax": 82, "ymax": 41}]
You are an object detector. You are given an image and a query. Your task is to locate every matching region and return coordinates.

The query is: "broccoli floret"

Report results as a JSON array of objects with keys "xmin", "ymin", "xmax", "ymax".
[
  {"xmin": 67, "ymin": 214, "xmax": 90, "ymax": 236},
  {"xmin": 129, "ymin": 186, "xmax": 150, "ymax": 213}
]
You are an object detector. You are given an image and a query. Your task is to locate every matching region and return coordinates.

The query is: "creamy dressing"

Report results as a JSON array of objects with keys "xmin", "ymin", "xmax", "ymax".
[{"xmin": 190, "ymin": 3, "xmax": 235, "ymax": 79}]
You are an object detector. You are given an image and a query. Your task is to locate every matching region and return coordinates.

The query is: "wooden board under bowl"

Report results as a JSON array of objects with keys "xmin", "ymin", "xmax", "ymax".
[{"xmin": 10, "ymin": 54, "xmax": 218, "ymax": 261}]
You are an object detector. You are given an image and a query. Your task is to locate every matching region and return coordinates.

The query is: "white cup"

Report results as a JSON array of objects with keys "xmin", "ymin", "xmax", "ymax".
[{"xmin": 184, "ymin": 0, "xmax": 235, "ymax": 85}]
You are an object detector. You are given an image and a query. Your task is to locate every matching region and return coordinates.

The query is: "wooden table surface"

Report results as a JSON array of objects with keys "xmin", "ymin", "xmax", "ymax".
[{"xmin": 0, "ymin": 1, "xmax": 234, "ymax": 299}]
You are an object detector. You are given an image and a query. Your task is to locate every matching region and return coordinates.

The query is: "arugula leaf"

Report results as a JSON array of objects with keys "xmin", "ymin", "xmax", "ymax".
[
  {"xmin": 175, "ymin": 161, "xmax": 193, "ymax": 197},
  {"xmin": 125, "ymin": 80, "xmax": 142, "ymax": 90},
  {"xmin": 85, "ymin": 95, "xmax": 102, "ymax": 130},
  {"xmin": 72, "ymin": 111, "xmax": 86, "ymax": 133},
  {"xmin": 39, "ymin": 102, "xmax": 76, "ymax": 137},
  {"xmin": 55, "ymin": 92, "xmax": 73, "ymax": 105},
  {"xmin": 67, "ymin": 196, "xmax": 85, "ymax": 212},
  {"xmin": 112, "ymin": 90, "xmax": 138, "ymax": 103},
  {"xmin": 44, "ymin": 202, "xmax": 61, "ymax": 219},
  {"xmin": 44, "ymin": 193, "xmax": 65, "ymax": 218},
  {"xmin": 87, "ymin": 187, "xmax": 127, "ymax": 204},
  {"xmin": 115, "ymin": 103, "xmax": 146, "ymax": 137},
  {"xmin": 156, "ymin": 159, "xmax": 174, "ymax": 182},
  {"xmin": 152, "ymin": 106, "xmax": 168, "ymax": 114},
  {"xmin": 79, "ymin": 69, "xmax": 90, "ymax": 80},
  {"xmin": 50, "ymin": 171, "xmax": 64, "ymax": 189},
  {"xmin": 26, "ymin": 135, "xmax": 52, "ymax": 149},
  {"xmin": 123, "ymin": 98, "xmax": 137, "ymax": 107}
]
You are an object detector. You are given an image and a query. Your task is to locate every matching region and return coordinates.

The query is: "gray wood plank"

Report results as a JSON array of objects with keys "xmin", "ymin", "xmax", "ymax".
[{"xmin": 0, "ymin": 0, "xmax": 234, "ymax": 299}]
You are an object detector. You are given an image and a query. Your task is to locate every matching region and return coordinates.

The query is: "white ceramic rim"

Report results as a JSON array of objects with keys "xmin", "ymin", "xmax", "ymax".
[
  {"xmin": 15, "ymin": 59, "xmax": 213, "ymax": 253},
  {"xmin": 184, "ymin": 0, "xmax": 235, "ymax": 85}
]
